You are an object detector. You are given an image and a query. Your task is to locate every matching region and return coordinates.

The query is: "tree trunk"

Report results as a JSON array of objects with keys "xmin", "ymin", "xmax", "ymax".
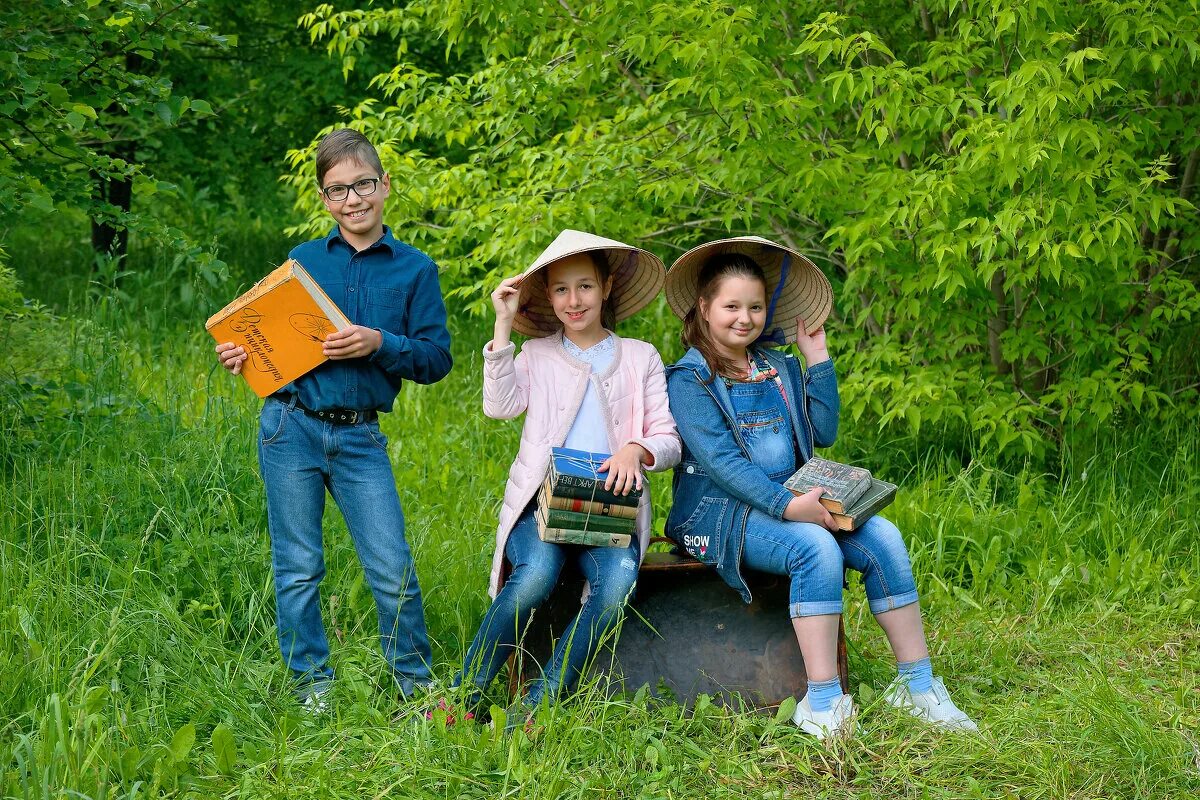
[
  {"xmin": 91, "ymin": 51, "xmax": 143, "ymax": 265},
  {"xmin": 988, "ymin": 269, "xmax": 1011, "ymax": 376},
  {"xmin": 90, "ymin": 145, "xmax": 134, "ymax": 261}
]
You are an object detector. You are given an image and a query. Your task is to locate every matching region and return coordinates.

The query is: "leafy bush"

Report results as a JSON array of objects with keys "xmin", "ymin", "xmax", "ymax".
[{"xmin": 286, "ymin": 0, "xmax": 1200, "ymax": 458}]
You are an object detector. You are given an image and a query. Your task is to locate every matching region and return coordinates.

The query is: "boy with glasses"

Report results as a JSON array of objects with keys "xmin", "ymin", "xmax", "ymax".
[{"xmin": 215, "ymin": 129, "xmax": 452, "ymax": 708}]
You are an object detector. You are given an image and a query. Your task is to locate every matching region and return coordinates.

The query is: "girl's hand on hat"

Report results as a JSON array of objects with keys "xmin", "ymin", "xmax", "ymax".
[
  {"xmin": 598, "ymin": 443, "xmax": 648, "ymax": 496},
  {"xmin": 215, "ymin": 341, "xmax": 247, "ymax": 375},
  {"xmin": 323, "ymin": 325, "xmax": 382, "ymax": 359},
  {"xmin": 492, "ymin": 276, "xmax": 522, "ymax": 323},
  {"xmin": 795, "ymin": 317, "xmax": 829, "ymax": 366},
  {"xmin": 783, "ymin": 488, "xmax": 838, "ymax": 531}
]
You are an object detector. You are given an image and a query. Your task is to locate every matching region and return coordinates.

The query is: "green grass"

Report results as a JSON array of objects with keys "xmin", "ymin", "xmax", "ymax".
[{"xmin": 2, "ymin": 254, "xmax": 1199, "ymax": 798}]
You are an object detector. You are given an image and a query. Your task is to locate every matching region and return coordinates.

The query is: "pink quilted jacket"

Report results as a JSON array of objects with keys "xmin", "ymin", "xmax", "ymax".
[{"xmin": 482, "ymin": 331, "xmax": 681, "ymax": 597}]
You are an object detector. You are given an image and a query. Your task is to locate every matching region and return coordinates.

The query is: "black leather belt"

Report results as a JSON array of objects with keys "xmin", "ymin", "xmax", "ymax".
[
  {"xmin": 285, "ymin": 395, "xmax": 377, "ymax": 425},
  {"xmin": 309, "ymin": 407, "xmax": 376, "ymax": 424}
]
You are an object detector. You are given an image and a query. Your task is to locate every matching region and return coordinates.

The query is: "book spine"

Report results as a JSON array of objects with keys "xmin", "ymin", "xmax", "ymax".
[
  {"xmin": 543, "ymin": 494, "xmax": 639, "ymax": 519},
  {"xmin": 538, "ymin": 527, "xmax": 632, "ymax": 548},
  {"xmin": 549, "ymin": 474, "xmax": 641, "ymax": 507},
  {"xmin": 541, "ymin": 508, "xmax": 636, "ymax": 534}
]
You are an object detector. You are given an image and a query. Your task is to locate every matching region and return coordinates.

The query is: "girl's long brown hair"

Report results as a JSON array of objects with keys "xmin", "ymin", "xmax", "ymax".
[{"xmin": 681, "ymin": 253, "xmax": 767, "ymax": 381}]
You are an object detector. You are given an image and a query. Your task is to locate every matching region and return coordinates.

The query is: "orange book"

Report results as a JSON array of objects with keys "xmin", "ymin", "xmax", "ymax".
[{"xmin": 206, "ymin": 260, "xmax": 351, "ymax": 398}]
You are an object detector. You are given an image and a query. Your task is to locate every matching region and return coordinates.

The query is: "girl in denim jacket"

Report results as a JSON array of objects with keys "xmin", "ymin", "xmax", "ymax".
[
  {"xmin": 453, "ymin": 230, "xmax": 681, "ymax": 728},
  {"xmin": 663, "ymin": 238, "xmax": 976, "ymax": 739}
]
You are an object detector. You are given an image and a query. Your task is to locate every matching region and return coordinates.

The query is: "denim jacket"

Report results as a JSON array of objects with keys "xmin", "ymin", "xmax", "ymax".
[{"xmin": 665, "ymin": 346, "xmax": 839, "ymax": 602}]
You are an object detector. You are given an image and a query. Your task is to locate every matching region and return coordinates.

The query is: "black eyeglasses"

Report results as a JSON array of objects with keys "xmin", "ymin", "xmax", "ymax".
[{"xmin": 321, "ymin": 178, "xmax": 380, "ymax": 202}]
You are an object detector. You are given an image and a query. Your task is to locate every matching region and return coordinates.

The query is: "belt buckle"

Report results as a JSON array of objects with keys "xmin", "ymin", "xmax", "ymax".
[{"xmin": 345, "ymin": 410, "xmax": 359, "ymax": 424}]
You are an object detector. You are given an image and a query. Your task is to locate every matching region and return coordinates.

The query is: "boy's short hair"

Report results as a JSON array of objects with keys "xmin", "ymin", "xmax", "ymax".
[{"xmin": 315, "ymin": 129, "xmax": 385, "ymax": 186}]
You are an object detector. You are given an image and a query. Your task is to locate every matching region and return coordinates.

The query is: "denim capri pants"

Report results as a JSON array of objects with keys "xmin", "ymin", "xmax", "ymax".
[{"xmin": 741, "ymin": 509, "xmax": 919, "ymax": 618}]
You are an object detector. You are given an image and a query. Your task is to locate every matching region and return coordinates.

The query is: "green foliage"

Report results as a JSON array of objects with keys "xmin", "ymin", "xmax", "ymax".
[
  {"xmin": 289, "ymin": 0, "xmax": 1200, "ymax": 456},
  {"xmin": 0, "ymin": 1, "xmax": 229, "ymax": 253}
]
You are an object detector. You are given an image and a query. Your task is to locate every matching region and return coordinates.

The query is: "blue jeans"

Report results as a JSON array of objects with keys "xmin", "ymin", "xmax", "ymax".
[
  {"xmin": 457, "ymin": 503, "xmax": 640, "ymax": 706},
  {"xmin": 256, "ymin": 397, "xmax": 432, "ymax": 696},
  {"xmin": 740, "ymin": 510, "xmax": 919, "ymax": 617}
]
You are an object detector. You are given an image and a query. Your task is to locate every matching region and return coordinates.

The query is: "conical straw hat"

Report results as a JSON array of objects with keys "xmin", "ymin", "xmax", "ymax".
[
  {"xmin": 512, "ymin": 229, "xmax": 666, "ymax": 338},
  {"xmin": 665, "ymin": 236, "xmax": 833, "ymax": 344}
]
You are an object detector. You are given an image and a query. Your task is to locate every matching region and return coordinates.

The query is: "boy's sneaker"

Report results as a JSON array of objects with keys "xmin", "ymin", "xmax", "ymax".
[
  {"xmin": 883, "ymin": 676, "xmax": 978, "ymax": 732},
  {"xmin": 791, "ymin": 693, "xmax": 856, "ymax": 740},
  {"xmin": 299, "ymin": 686, "xmax": 331, "ymax": 716}
]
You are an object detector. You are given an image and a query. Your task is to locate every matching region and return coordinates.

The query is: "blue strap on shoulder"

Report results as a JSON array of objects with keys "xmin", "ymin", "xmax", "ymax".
[{"xmin": 757, "ymin": 253, "xmax": 791, "ymax": 345}]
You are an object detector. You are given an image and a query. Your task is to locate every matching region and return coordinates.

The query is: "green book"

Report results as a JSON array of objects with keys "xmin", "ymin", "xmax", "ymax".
[
  {"xmin": 538, "ymin": 526, "xmax": 632, "ymax": 548},
  {"xmin": 540, "ymin": 506, "xmax": 636, "ymax": 535},
  {"xmin": 535, "ymin": 503, "xmax": 632, "ymax": 547},
  {"xmin": 830, "ymin": 478, "xmax": 897, "ymax": 531}
]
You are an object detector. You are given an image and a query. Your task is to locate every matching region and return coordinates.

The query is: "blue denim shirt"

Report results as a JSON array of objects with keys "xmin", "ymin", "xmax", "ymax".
[
  {"xmin": 274, "ymin": 226, "xmax": 453, "ymax": 412},
  {"xmin": 665, "ymin": 346, "xmax": 839, "ymax": 602}
]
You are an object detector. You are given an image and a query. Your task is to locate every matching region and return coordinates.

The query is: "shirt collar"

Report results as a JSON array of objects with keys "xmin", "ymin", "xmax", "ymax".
[{"xmin": 324, "ymin": 224, "xmax": 398, "ymax": 255}]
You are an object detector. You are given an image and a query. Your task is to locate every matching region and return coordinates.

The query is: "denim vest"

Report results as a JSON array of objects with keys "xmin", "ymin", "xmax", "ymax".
[{"xmin": 665, "ymin": 346, "xmax": 840, "ymax": 603}]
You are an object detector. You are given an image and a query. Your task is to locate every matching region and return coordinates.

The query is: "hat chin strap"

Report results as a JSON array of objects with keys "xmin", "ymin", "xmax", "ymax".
[{"xmin": 756, "ymin": 253, "xmax": 791, "ymax": 345}]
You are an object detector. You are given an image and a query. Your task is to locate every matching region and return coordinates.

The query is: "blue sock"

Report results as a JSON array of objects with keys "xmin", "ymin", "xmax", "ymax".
[
  {"xmin": 805, "ymin": 676, "xmax": 844, "ymax": 712},
  {"xmin": 897, "ymin": 656, "xmax": 933, "ymax": 694}
]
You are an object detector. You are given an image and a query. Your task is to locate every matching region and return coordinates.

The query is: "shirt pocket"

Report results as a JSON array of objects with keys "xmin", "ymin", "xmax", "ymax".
[{"xmin": 364, "ymin": 286, "xmax": 408, "ymax": 332}]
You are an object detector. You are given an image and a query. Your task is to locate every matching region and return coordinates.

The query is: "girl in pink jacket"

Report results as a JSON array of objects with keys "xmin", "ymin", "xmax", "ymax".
[{"xmin": 455, "ymin": 229, "xmax": 681, "ymax": 727}]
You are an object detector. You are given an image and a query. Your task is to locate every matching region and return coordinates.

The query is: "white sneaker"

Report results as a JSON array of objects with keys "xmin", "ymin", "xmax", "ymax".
[
  {"xmin": 883, "ymin": 676, "xmax": 978, "ymax": 732},
  {"xmin": 791, "ymin": 693, "xmax": 856, "ymax": 740},
  {"xmin": 300, "ymin": 687, "xmax": 331, "ymax": 716}
]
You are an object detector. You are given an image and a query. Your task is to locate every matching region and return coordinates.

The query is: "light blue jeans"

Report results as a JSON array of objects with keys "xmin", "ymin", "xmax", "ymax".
[
  {"xmin": 457, "ymin": 502, "xmax": 640, "ymax": 707},
  {"xmin": 741, "ymin": 510, "xmax": 919, "ymax": 617},
  {"xmin": 257, "ymin": 396, "xmax": 432, "ymax": 696}
]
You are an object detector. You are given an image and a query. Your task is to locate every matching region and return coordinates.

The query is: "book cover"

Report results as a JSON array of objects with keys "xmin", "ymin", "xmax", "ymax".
[
  {"xmin": 537, "ymin": 501, "xmax": 637, "ymax": 535},
  {"xmin": 542, "ymin": 486, "xmax": 639, "ymax": 519},
  {"xmin": 547, "ymin": 447, "xmax": 643, "ymax": 507},
  {"xmin": 784, "ymin": 456, "xmax": 873, "ymax": 514},
  {"xmin": 205, "ymin": 260, "xmax": 351, "ymax": 398},
  {"xmin": 830, "ymin": 478, "xmax": 898, "ymax": 531}
]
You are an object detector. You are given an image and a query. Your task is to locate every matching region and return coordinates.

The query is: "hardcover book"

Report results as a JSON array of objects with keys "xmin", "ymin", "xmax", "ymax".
[
  {"xmin": 205, "ymin": 260, "xmax": 351, "ymax": 398},
  {"xmin": 542, "ymin": 485, "xmax": 639, "ymax": 519},
  {"xmin": 536, "ymin": 492, "xmax": 637, "ymax": 535},
  {"xmin": 538, "ymin": 528, "xmax": 633, "ymax": 548},
  {"xmin": 784, "ymin": 456, "xmax": 873, "ymax": 514},
  {"xmin": 829, "ymin": 478, "xmax": 897, "ymax": 531},
  {"xmin": 547, "ymin": 447, "xmax": 643, "ymax": 507},
  {"xmin": 535, "ymin": 504, "xmax": 633, "ymax": 548}
]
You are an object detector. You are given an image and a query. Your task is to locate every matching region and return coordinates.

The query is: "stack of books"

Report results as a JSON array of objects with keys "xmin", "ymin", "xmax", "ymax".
[
  {"xmin": 784, "ymin": 456, "xmax": 897, "ymax": 531},
  {"xmin": 536, "ymin": 447, "xmax": 641, "ymax": 547}
]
